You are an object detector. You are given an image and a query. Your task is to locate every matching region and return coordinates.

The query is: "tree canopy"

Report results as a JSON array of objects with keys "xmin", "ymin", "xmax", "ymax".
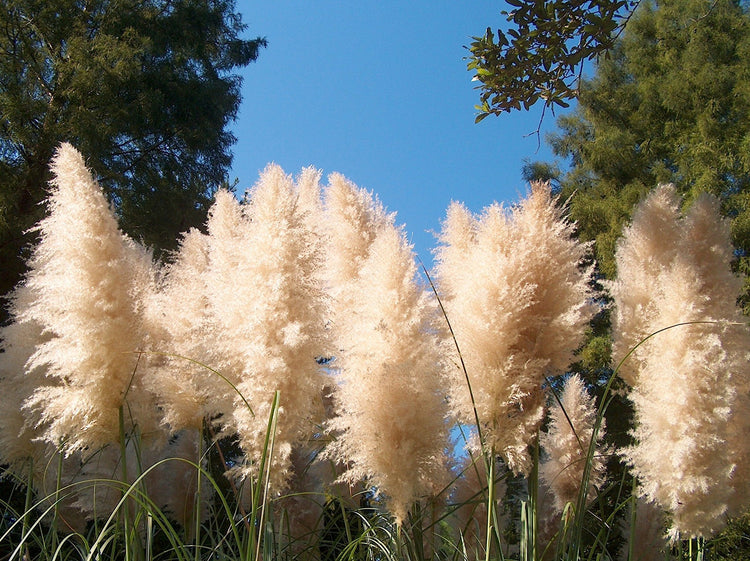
[
  {"xmin": 513, "ymin": 0, "xmax": 750, "ymax": 390},
  {"xmin": 0, "ymin": 0, "xmax": 266, "ymax": 308},
  {"xmin": 542, "ymin": 0, "xmax": 750, "ymax": 287}
]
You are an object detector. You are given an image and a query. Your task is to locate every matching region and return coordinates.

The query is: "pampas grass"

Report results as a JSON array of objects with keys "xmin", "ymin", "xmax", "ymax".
[
  {"xmin": 610, "ymin": 184, "xmax": 750, "ymax": 540},
  {"xmin": 2, "ymin": 146, "xmax": 749, "ymax": 560},
  {"xmin": 540, "ymin": 374, "xmax": 607, "ymax": 516},
  {"xmin": 11, "ymin": 143, "xmax": 161, "ymax": 454},
  {"xmin": 434, "ymin": 182, "xmax": 595, "ymax": 474},
  {"xmin": 322, "ymin": 175, "xmax": 451, "ymax": 524}
]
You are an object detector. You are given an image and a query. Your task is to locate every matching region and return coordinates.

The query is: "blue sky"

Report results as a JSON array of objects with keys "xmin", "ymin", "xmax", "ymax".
[{"xmin": 229, "ymin": 1, "xmax": 566, "ymax": 262}]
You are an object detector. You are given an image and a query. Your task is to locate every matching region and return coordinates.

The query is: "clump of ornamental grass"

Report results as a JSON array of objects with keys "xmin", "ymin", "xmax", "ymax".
[
  {"xmin": 609, "ymin": 183, "xmax": 750, "ymax": 540},
  {"xmin": 0, "ymin": 144, "xmax": 183, "ymax": 531},
  {"xmin": 434, "ymin": 182, "xmax": 596, "ymax": 475},
  {"xmin": 8, "ymin": 145, "xmax": 750, "ymax": 559},
  {"xmin": 322, "ymin": 174, "xmax": 452, "ymax": 525}
]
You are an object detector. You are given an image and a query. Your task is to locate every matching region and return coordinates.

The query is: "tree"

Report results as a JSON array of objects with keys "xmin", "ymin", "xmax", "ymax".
[
  {"xmin": 467, "ymin": 0, "xmax": 640, "ymax": 120},
  {"xmin": 538, "ymin": 0, "xmax": 750, "ymax": 301},
  {"xmin": 0, "ymin": 0, "xmax": 266, "ymax": 310}
]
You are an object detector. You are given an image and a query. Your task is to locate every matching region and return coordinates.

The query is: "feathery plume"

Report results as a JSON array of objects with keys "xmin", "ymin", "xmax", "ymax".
[
  {"xmin": 610, "ymin": 184, "xmax": 750, "ymax": 539},
  {"xmin": 540, "ymin": 374, "xmax": 607, "ymax": 514},
  {"xmin": 321, "ymin": 173, "xmax": 391, "ymax": 297},
  {"xmin": 435, "ymin": 182, "xmax": 595, "ymax": 473},
  {"xmin": 202, "ymin": 166, "xmax": 328, "ymax": 493},
  {"xmin": 608, "ymin": 184, "xmax": 683, "ymax": 386},
  {"xmin": 13, "ymin": 143, "xmax": 160, "ymax": 453},
  {"xmin": 143, "ymin": 228, "xmax": 220, "ymax": 430},
  {"xmin": 0, "ymin": 284, "xmax": 51, "ymax": 468},
  {"xmin": 323, "ymin": 176, "xmax": 451, "ymax": 523}
]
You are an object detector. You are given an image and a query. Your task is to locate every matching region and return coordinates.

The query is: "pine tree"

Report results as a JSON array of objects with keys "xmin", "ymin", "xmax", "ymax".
[
  {"xmin": 0, "ymin": 0, "xmax": 266, "ymax": 314},
  {"xmin": 540, "ymin": 0, "xmax": 750, "ymax": 291}
]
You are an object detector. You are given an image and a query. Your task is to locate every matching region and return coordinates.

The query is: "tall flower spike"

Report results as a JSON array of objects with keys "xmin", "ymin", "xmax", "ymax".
[
  {"xmin": 609, "ymin": 184, "xmax": 683, "ymax": 386},
  {"xmin": 609, "ymin": 184, "xmax": 750, "ymax": 539},
  {"xmin": 435, "ymin": 182, "xmax": 595, "ymax": 474},
  {"xmin": 204, "ymin": 167, "xmax": 328, "ymax": 494},
  {"xmin": 322, "ymin": 173, "xmax": 392, "ymax": 295},
  {"xmin": 323, "ymin": 177, "xmax": 451, "ymax": 523},
  {"xmin": 143, "ymin": 228, "xmax": 219, "ymax": 431},
  {"xmin": 19, "ymin": 143, "xmax": 160, "ymax": 453},
  {"xmin": 539, "ymin": 374, "xmax": 607, "ymax": 514}
]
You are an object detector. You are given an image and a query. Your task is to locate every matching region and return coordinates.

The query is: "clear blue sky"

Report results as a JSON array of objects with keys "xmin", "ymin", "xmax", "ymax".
[{"xmin": 229, "ymin": 1, "xmax": 566, "ymax": 261}]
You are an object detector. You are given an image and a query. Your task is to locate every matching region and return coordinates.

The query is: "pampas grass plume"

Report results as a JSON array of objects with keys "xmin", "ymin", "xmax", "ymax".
[
  {"xmin": 143, "ymin": 227, "xmax": 218, "ymax": 431},
  {"xmin": 610, "ymin": 184, "xmax": 750, "ymax": 539},
  {"xmin": 540, "ymin": 374, "xmax": 607, "ymax": 514},
  {"xmin": 435, "ymin": 182, "xmax": 595, "ymax": 473},
  {"xmin": 323, "ymin": 177, "xmax": 451, "ymax": 523},
  {"xmin": 201, "ymin": 166, "xmax": 328, "ymax": 493},
  {"xmin": 15, "ymin": 143, "xmax": 159, "ymax": 453}
]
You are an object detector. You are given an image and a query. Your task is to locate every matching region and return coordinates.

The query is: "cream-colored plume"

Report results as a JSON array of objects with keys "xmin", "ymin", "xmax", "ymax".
[
  {"xmin": 11, "ymin": 143, "xmax": 160, "ymax": 453},
  {"xmin": 199, "ymin": 166, "xmax": 329, "ymax": 494},
  {"xmin": 540, "ymin": 374, "xmax": 607, "ymax": 514},
  {"xmin": 322, "ymin": 175, "xmax": 451, "ymax": 523},
  {"xmin": 610, "ymin": 184, "xmax": 750, "ymax": 539},
  {"xmin": 434, "ymin": 182, "xmax": 595, "ymax": 474}
]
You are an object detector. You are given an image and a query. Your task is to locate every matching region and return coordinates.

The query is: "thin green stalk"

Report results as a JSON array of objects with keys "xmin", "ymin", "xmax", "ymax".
[
  {"xmin": 520, "ymin": 500, "xmax": 530, "ymax": 561},
  {"xmin": 484, "ymin": 451, "xmax": 495, "ymax": 561},
  {"xmin": 50, "ymin": 443, "xmax": 64, "ymax": 554},
  {"xmin": 395, "ymin": 521, "xmax": 403, "ymax": 561},
  {"xmin": 255, "ymin": 406, "xmax": 278, "ymax": 561},
  {"xmin": 21, "ymin": 459, "xmax": 34, "ymax": 561},
  {"xmin": 243, "ymin": 390, "xmax": 280, "ymax": 561},
  {"xmin": 119, "ymin": 405, "xmax": 135, "ymax": 561},
  {"xmin": 528, "ymin": 443, "xmax": 538, "ymax": 561},
  {"xmin": 628, "ymin": 477, "xmax": 637, "ymax": 561},
  {"xmin": 145, "ymin": 513, "xmax": 153, "ymax": 561},
  {"xmin": 193, "ymin": 427, "xmax": 204, "ymax": 561}
]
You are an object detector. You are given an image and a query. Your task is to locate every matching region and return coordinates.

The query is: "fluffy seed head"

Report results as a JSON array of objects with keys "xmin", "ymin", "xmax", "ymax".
[
  {"xmin": 15, "ymin": 144, "xmax": 159, "ymax": 452},
  {"xmin": 540, "ymin": 374, "xmax": 607, "ymax": 514},
  {"xmin": 610, "ymin": 184, "xmax": 750, "ymax": 539},
  {"xmin": 323, "ymin": 176, "xmax": 451, "ymax": 523},
  {"xmin": 435, "ymin": 182, "xmax": 595, "ymax": 473}
]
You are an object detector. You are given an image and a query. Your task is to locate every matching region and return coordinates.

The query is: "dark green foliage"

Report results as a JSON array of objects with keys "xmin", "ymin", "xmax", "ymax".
[
  {"xmin": 521, "ymin": 159, "xmax": 563, "ymax": 192},
  {"xmin": 467, "ymin": 0, "xmax": 639, "ymax": 120},
  {"xmin": 0, "ymin": 0, "xmax": 266, "ymax": 315},
  {"xmin": 713, "ymin": 511, "xmax": 750, "ymax": 560},
  {"xmin": 547, "ymin": 0, "xmax": 750, "ymax": 285}
]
